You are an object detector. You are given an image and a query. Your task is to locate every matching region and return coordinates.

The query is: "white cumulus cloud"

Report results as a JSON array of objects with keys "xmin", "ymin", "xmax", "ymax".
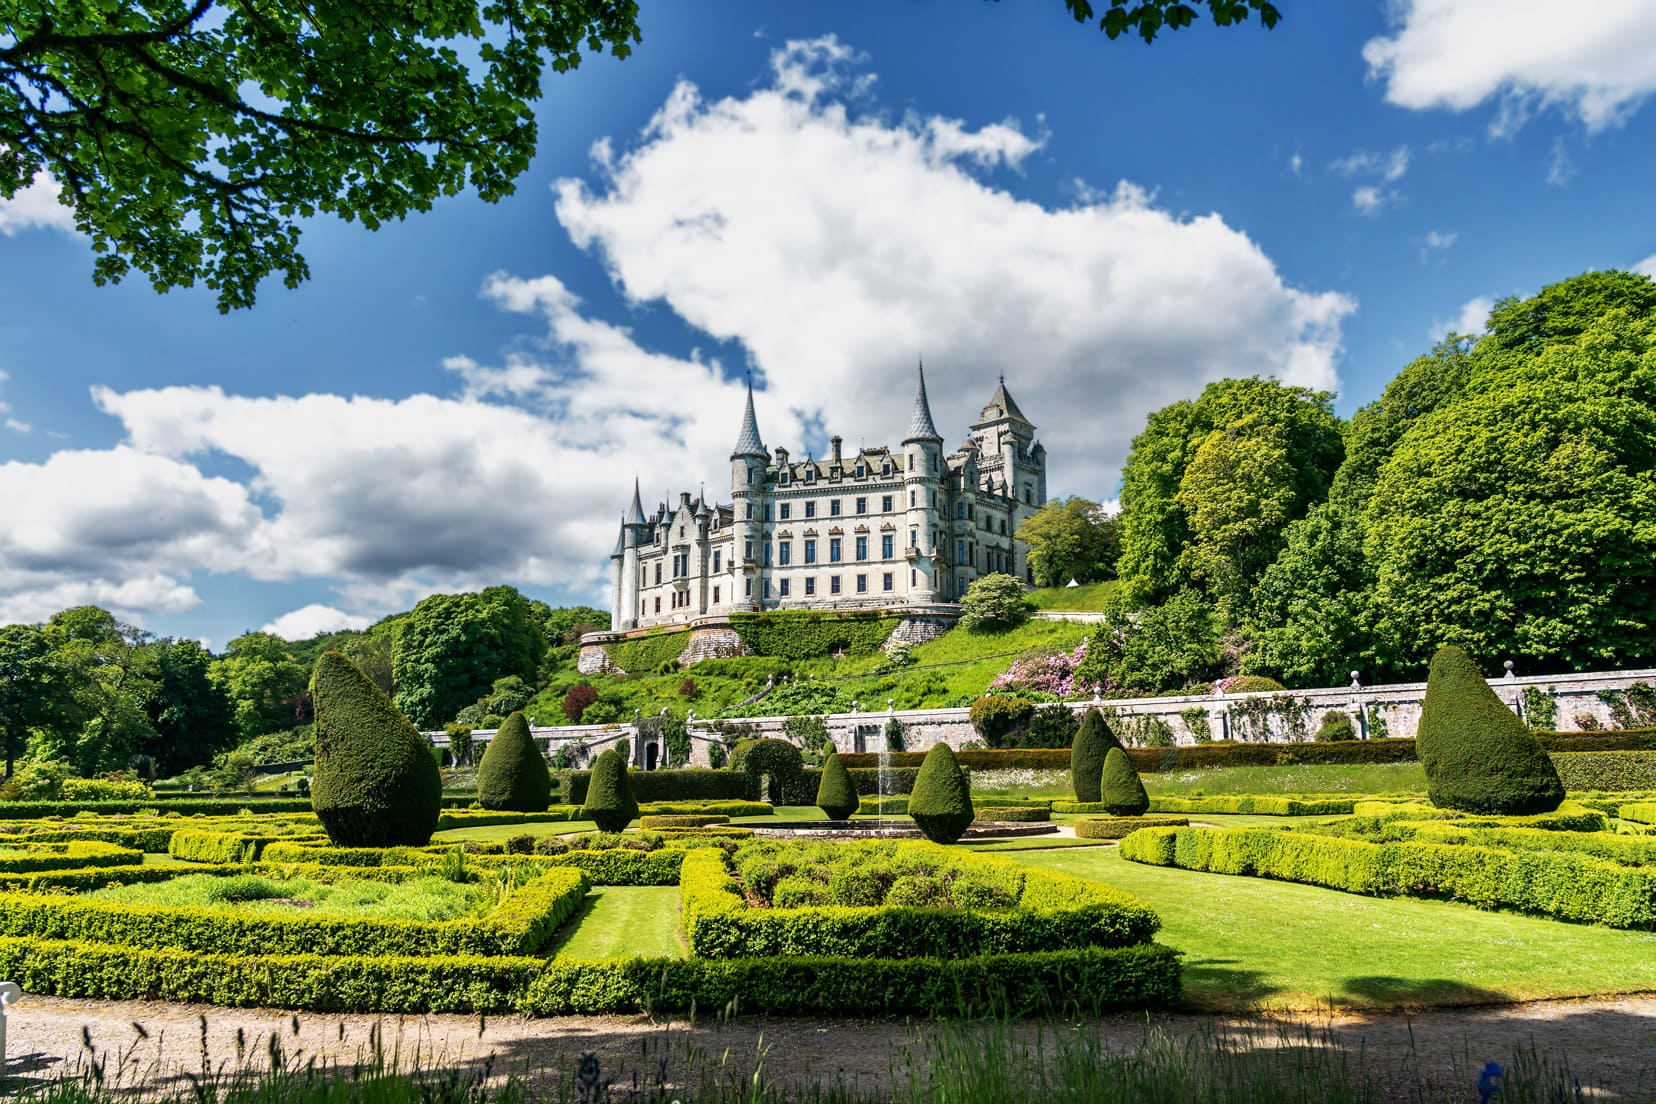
[
  {"xmin": 1364, "ymin": 0, "xmax": 1656, "ymax": 134},
  {"xmin": 1430, "ymin": 295, "xmax": 1495, "ymax": 342},
  {"xmin": 0, "ymin": 170, "xmax": 77, "ymax": 236},
  {"xmin": 1634, "ymin": 254, "xmax": 1656, "ymax": 279},
  {"xmin": 262, "ymin": 604, "xmax": 372, "ymax": 641}
]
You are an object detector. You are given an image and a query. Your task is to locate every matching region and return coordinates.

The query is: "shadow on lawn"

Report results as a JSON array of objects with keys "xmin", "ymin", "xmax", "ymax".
[{"xmin": 1336, "ymin": 975, "xmax": 1510, "ymax": 1009}]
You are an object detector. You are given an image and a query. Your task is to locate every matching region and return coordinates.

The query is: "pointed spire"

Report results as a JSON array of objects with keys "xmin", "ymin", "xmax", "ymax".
[
  {"xmin": 904, "ymin": 358, "xmax": 942, "ymax": 442},
  {"xmin": 611, "ymin": 515, "xmax": 626, "ymax": 557},
  {"xmin": 625, "ymin": 477, "xmax": 647, "ymax": 526},
  {"xmin": 732, "ymin": 376, "xmax": 767, "ymax": 459},
  {"xmin": 979, "ymin": 374, "xmax": 1030, "ymax": 426}
]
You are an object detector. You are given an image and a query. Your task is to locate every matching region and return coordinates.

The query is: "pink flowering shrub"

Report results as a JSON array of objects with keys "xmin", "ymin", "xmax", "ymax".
[{"xmin": 990, "ymin": 637, "xmax": 1101, "ymax": 699}]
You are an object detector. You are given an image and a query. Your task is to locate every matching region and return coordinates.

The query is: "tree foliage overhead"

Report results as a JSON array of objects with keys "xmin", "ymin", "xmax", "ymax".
[
  {"xmin": 393, "ymin": 585, "xmax": 546, "ymax": 729},
  {"xmin": 1059, "ymin": 0, "xmax": 1280, "ymax": 42},
  {"xmin": 209, "ymin": 632, "xmax": 308, "ymax": 742},
  {"xmin": 0, "ymin": 0, "xmax": 641, "ymax": 311}
]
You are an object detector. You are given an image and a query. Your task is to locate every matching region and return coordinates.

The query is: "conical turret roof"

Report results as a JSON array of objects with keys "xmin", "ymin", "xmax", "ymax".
[
  {"xmin": 732, "ymin": 379, "xmax": 767, "ymax": 459},
  {"xmin": 976, "ymin": 375, "xmax": 1030, "ymax": 426},
  {"xmin": 625, "ymin": 478, "xmax": 647, "ymax": 526},
  {"xmin": 904, "ymin": 361, "xmax": 942, "ymax": 442},
  {"xmin": 611, "ymin": 516, "xmax": 626, "ymax": 557}
]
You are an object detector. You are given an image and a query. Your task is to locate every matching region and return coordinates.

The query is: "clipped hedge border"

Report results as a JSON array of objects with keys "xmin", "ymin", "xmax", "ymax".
[
  {"xmin": 0, "ymin": 840, "xmax": 142, "ymax": 873},
  {"xmin": 1550, "ymin": 751, "xmax": 1656, "ymax": 792},
  {"xmin": 974, "ymin": 806, "xmax": 1050, "ymax": 823},
  {"xmin": 1348, "ymin": 800, "xmax": 1606, "ymax": 832},
  {"xmin": 1140, "ymin": 795, "xmax": 1357, "ymax": 817},
  {"xmin": 559, "ymin": 770, "xmax": 750, "ymax": 806},
  {"xmin": 0, "ymin": 868, "xmax": 589, "ymax": 958},
  {"xmin": 0, "ymin": 936, "xmax": 1179, "ymax": 1017},
  {"xmin": 639, "ymin": 815, "xmax": 730, "ymax": 829},
  {"xmin": 858, "ymin": 795, "xmax": 909, "ymax": 816},
  {"xmin": 1623, "ymin": 803, "xmax": 1656, "ymax": 825},
  {"xmin": 168, "ymin": 830, "xmax": 328, "ymax": 864},
  {"xmin": 0, "ymin": 796, "xmax": 474, "ymax": 820},
  {"xmin": 0, "ymin": 937, "xmax": 540, "ymax": 1013},
  {"xmin": 680, "ymin": 845, "xmax": 1160, "ymax": 960},
  {"xmin": 436, "ymin": 808, "xmax": 587, "ymax": 830},
  {"xmin": 653, "ymin": 826, "xmax": 755, "ymax": 839},
  {"xmin": 1120, "ymin": 825, "xmax": 1656, "ymax": 929},
  {"xmin": 525, "ymin": 943, "xmax": 1180, "ymax": 1016},
  {"xmin": 1075, "ymin": 816, "xmax": 1190, "ymax": 840},
  {"xmin": 0, "ymin": 865, "xmax": 184, "ymax": 892},
  {"xmin": 5, "ymin": 826, "xmax": 177, "ymax": 853}
]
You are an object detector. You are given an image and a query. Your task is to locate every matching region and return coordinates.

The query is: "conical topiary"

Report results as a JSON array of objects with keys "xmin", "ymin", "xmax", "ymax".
[
  {"xmin": 907, "ymin": 743, "xmax": 974, "ymax": 844},
  {"xmin": 1099, "ymin": 747, "xmax": 1149, "ymax": 816},
  {"xmin": 1071, "ymin": 708, "xmax": 1123, "ymax": 802},
  {"xmin": 583, "ymin": 748, "xmax": 639, "ymax": 832},
  {"xmin": 815, "ymin": 751, "xmax": 858, "ymax": 821},
  {"xmin": 310, "ymin": 651, "xmax": 442, "ymax": 847},
  {"xmin": 1417, "ymin": 645, "xmax": 1564, "ymax": 815},
  {"xmin": 476, "ymin": 711, "xmax": 552, "ymax": 812}
]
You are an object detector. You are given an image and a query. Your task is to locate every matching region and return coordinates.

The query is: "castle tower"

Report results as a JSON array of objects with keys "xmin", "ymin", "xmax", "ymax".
[
  {"xmin": 729, "ymin": 379, "xmax": 767, "ymax": 611},
  {"xmin": 902, "ymin": 362, "xmax": 945, "ymax": 603},
  {"xmin": 609, "ymin": 516, "xmax": 626, "ymax": 628},
  {"xmin": 619, "ymin": 478, "xmax": 647, "ymax": 629}
]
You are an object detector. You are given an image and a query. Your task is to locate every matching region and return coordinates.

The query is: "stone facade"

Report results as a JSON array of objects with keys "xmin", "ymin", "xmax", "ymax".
[
  {"xmin": 610, "ymin": 367, "xmax": 1048, "ymax": 631},
  {"xmin": 678, "ymin": 626, "xmax": 756, "ymax": 666}
]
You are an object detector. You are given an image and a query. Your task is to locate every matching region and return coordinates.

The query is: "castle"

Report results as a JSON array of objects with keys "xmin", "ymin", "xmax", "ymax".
[{"xmin": 609, "ymin": 366, "xmax": 1048, "ymax": 631}]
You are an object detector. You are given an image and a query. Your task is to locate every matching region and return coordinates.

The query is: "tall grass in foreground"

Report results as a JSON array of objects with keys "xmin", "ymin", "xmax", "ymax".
[{"xmin": 4, "ymin": 1012, "xmax": 1614, "ymax": 1104}]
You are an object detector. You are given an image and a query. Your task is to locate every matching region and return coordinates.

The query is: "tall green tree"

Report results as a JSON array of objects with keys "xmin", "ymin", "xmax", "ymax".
[
  {"xmin": 0, "ymin": 623, "xmax": 66, "ymax": 778},
  {"xmin": 393, "ymin": 585, "xmax": 546, "ymax": 729},
  {"xmin": 1116, "ymin": 377, "xmax": 1343, "ymax": 603},
  {"xmin": 1017, "ymin": 497, "xmax": 1120, "ymax": 587},
  {"xmin": 209, "ymin": 632, "xmax": 309, "ymax": 741},
  {"xmin": 38, "ymin": 607, "xmax": 159, "ymax": 776},
  {"xmin": 144, "ymin": 638, "xmax": 237, "ymax": 774}
]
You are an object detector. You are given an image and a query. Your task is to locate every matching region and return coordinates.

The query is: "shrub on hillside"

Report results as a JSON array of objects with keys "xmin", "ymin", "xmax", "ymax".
[
  {"xmin": 309, "ymin": 651, "xmax": 442, "ymax": 847},
  {"xmin": 728, "ymin": 612, "xmax": 900, "ymax": 660},
  {"xmin": 959, "ymin": 573, "xmax": 1034, "ymax": 632},
  {"xmin": 476, "ymin": 711, "xmax": 552, "ymax": 812},
  {"xmin": 1218, "ymin": 675, "xmax": 1287, "ymax": 694},
  {"xmin": 1315, "ymin": 710, "xmax": 1356, "ymax": 742},
  {"xmin": 907, "ymin": 744, "xmax": 974, "ymax": 844},
  {"xmin": 1025, "ymin": 704, "xmax": 1079, "ymax": 749},
  {"xmin": 1417, "ymin": 645, "xmax": 1564, "ymax": 815},
  {"xmin": 1071, "ymin": 708, "xmax": 1123, "ymax": 802},
  {"xmin": 970, "ymin": 695, "xmax": 1037, "ymax": 748},
  {"xmin": 562, "ymin": 683, "xmax": 598, "ymax": 724},
  {"xmin": 815, "ymin": 753, "xmax": 859, "ymax": 821},
  {"xmin": 1099, "ymin": 747, "xmax": 1149, "ymax": 816},
  {"xmin": 583, "ymin": 749, "xmax": 639, "ymax": 832}
]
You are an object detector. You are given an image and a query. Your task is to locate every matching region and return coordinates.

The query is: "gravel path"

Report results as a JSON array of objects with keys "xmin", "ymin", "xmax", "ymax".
[{"xmin": 5, "ymin": 993, "xmax": 1655, "ymax": 1101}]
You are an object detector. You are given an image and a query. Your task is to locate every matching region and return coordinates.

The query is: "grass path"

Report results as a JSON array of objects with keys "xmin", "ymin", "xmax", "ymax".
[
  {"xmin": 1014, "ymin": 846, "xmax": 1656, "ymax": 1012},
  {"xmin": 550, "ymin": 886, "xmax": 685, "ymax": 959}
]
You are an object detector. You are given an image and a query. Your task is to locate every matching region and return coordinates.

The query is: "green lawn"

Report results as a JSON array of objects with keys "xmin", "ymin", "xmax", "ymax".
[
  {"xmin": 1026, "ymin": 581, "xmax": 1119, "ymax": 611},
  {"xmin": 551, "ymin": 886, "xmax": 685, "ymax": 959},
  {"xmin": 1016, "ymin": 846, "xmax": 1656, "ymax": 1011}
]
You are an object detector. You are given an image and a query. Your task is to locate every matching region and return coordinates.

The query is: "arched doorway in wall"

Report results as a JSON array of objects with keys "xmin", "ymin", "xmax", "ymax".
[{"xmin": 645, "ymin": 742, "xmax": 660, "ymax": 771}]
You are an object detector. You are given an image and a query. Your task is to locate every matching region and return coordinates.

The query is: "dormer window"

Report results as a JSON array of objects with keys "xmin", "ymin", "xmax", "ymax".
[
  {"xmin": 806, "ymin": 468, "xmax": 815, "ymax": 482},
  {"xmin": 856, "ymin": 464, "xmax": 865, "ymax": 478},
  {"xmin": 882, "ymin": 462, "xmax": 891, "ymax": 476}
]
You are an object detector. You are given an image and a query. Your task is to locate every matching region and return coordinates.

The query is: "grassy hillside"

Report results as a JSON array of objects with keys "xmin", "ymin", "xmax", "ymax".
[
  {"xmin": 1026, "ymin": 581, "xmax": 1119, "ymax": 611},
  {"xmin": 527, "ymin": 617, "xmax": 1092, "ymax": 723}
]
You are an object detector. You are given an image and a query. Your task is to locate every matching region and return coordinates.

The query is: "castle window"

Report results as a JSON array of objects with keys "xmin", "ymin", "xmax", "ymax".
[
  {"xmin": 911, "ymin": 569, "xmax": 916, "ymax": 586},
  {"xmin": 714, "ymin": 585, "xmax": 721, "ymax": 604},
  {"xmin": 882, "ymin": 534, "xmax": 894, "ymax": 559},
  {"xmin": 747, "ymin": 469, "xmax": 754, "ymax": 485},
  {"xmin": 779, "ymin": 579, "xmax": 791, "ymax": 597},
  {"xmin": 744, "ymin": 540, "xmax": 753, "ymax": 561},
  {"xmin": 882, "ymin": 462, "xmax": 891, "ymax": 476},
  {"xmin": 779, "ymin": 540, "xmax": 792, "ymax": 565},
  {"xmin": 654, "ymin": 597, "xmax": 661, "ymax": 613},
  {"xmin": 780, "ymin": 503, "xmax": 791, "ymax": 520},
  {"xmin": 909, "ymin": 528, "xmax": 918, "ymax": 547},
  {"xmin": 806, "ymin": 468, "xmax": 815, "ymax": 482},
  {"xmin": 678, "ymin": 527, "xmax": 684, "ymax": 540},
  {"xmin": 745, "ymin": 504, "xmax": 752, "ymax": 519},
  {"xmin": 856, "ymin": 464, "xmax": 865, "ymax": 478},
  {"xmin": 857, "ymin": 574, "xmax": 868, "ymax": 593},
  {"xmin": 957, "ymin": 539, "xmax": 966, "ymax": 562},
  {"xmin": 856, "ymin": 535, "xmax": 868, "ymax": 561},
  {"xmin": 968, "ymin": 504, "xmax": 975, "ymax": 521},
  {"xmin": 829, "ymin": 537, "xmax": 841, "ymax": 563},
  {"xmin": 956, "ymin": 503, "xmax": 965, "ymax": 519},
  {"xmin": 909, "ymin": 490, "xmax": 916, "ymax": 508},
  {"xmin": 830, "ymin": 499, "xmax": 841, "ymax": 516},
  {"xmin": 881, "ymin": 495, "xmax": 893, "ymax": 512},
  {"xmin": 765, "ymin": 580, "xmax": 772, "ymax": 598},
  {"xmin": 804, "ymin": 539, "xmax": 816, "ymax": 564},
  {"xmin": 855, "ymin": 496, "xmax": 867, "ymax": 514},
  {"xmin": 1024, "ymin": 485, "xmax": 1032, "ymax": 504},
  {"xmin": 764, "ymin": 543, "xmax": 773, "ymax": 566},
  {"xmin": 1000, "ymin": 518, "xmax": 1007, "ymax": 535},
  {"xmin": 882, "ymin": 572, "xmax": 894, "ymax": 592},
  {"xmin": 830, "ymin": 575, "xmax": 841, "ymax": 594},
  {"xmin": 745, "ymin": 579, "xmax": 753, "ymax": 597},
  {"xmin": 713, "ymin": 551, "xmax": 722, "ymax": 572},
  {"xmin": 804, "ymin": 577, "xmax": 815, "ymax": 596},
  {"xmin": 805, "ymin": 501, "xmax": 816, "ymax": 519},
  {"xmin": 654, "ymin": 563, "xmax": 662, "ymax": 585}
]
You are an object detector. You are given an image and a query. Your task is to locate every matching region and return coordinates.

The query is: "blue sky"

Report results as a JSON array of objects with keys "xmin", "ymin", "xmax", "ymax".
[{"xmin": 2, "ymin": 0, "xmax": 1654, "ymax": 647}]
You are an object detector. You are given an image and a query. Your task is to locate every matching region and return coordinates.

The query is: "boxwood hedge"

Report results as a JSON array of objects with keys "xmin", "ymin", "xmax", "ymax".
[{"xmin": 0, "ymin": 840, "xmax": 142, "ymax": 873}]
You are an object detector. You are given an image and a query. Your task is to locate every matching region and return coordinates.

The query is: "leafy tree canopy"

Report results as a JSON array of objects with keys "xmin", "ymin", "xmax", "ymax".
[
  {"xmin": 1017, "ymin": 496, "xmax": 1120, "ymax": 588},
  {"xmin": 392, "ymin": 585, "xmax": 545, "ymax": 729},
  {"xmin": 959, "ymin": 572, "xmax": 1035, "ymax": 632},
  {"xmin": 208, "ymin": 631, "xmax": 308, "ymax": 742},
  {"xmin": 1058, "ymin": 0, "xmax": 1280, "ymax": 42}
]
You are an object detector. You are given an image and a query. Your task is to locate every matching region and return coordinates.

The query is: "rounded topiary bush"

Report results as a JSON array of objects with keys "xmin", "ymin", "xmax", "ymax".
[
  {"xmin": 1071, "ymin": 708, "xmax": 1123, "ymax": 803},
  {"xmin": 816, "ymin": 751, "xmax": 858, "ymax": 821},
  {"xmin": 907, "ymin": 743, "xmax": 974, "ymax": 844},
  {"xmin": 1315, "ymin": 710, "xmax": 1357, "ymax": 742},
  {"xmin": 1099, "ymin": 746, "xmax": 1150, "ymax": 816},
  {"xmin": 1417, "ymin": 645, "xmax": 1565, "ymax": 815},
  {"xmin": 728, "ymin": 737, "xmax": 809, "ymax": 804},
  {"xmin": 583, "ymin": 748, "xmax": 640, "ymax": 832},
  {"xmin": 310, "ymin": 651, "xmax": 442, "ymax": 847},
  {"xmin": 476, "ymin": 711, "xmax": 551, "ymax": 812}
]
